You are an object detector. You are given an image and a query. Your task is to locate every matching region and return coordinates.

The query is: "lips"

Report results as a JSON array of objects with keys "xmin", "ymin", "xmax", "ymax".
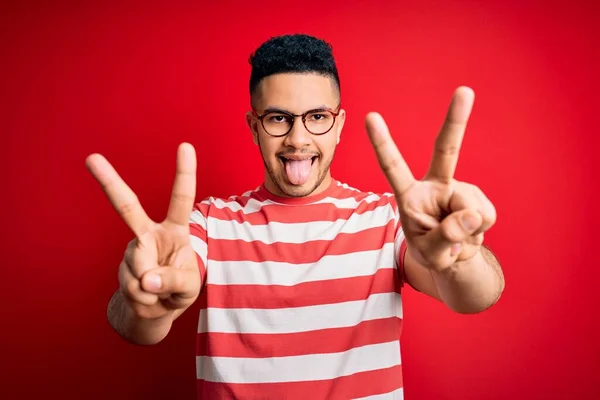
[{"xmin": 279, "ymin": 154, "xmax": 318, "ymax": 161}]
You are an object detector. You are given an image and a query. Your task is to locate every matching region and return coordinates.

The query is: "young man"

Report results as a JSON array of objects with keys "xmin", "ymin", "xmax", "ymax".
[{"xmin": 87, "ymin": 34, "xmax": 504, "ymax": 399}]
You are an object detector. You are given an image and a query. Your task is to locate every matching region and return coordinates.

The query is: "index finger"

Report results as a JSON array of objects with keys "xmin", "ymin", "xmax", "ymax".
[
  {"xmin": 365, "ymin": 112, "xmax": 416, "ymax": 196},
  {"xmin": 165, "ymin": 142, "xmax": 197, "ymax": 226},
  {"xmin": 426, "ymin": 86, "xmax": 475, "ymax": 182},
  {"xmin": 86, "ymin": 154, "xmax": 153, "ymax": 237}
]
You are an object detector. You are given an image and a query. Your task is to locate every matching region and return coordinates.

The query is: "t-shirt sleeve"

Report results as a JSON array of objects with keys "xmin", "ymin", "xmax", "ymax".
[{"xmin": 189, "ymin": 198, "xmax": 210, "ymax": 290}]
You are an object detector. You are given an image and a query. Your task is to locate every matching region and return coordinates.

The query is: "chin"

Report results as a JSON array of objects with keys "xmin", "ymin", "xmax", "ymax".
[{"xmin": 279, "ymin": 181, "xmax": 321, "ymax": 197}]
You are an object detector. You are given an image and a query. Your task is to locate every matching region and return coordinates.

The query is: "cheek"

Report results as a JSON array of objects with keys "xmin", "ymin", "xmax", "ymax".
[
  {"xmin": 316, "ymin": 137, "xmax": 337, "ymax": 157},
  {"xmin": 259, "ymin": 138, "xmax": 282, "ymax": 161}
]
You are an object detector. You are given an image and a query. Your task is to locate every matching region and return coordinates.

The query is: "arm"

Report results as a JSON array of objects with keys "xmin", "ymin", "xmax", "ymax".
[
  {"xmin": 107, "ymin": 289, "xmax": 177, "ymax": 346},
  {"xmin": 365, "ymin": 86, "xmax": 505, "ymax": 315},
  {"xmin": 87, "ymin": 143, "xmax": 201, "ymax": 346},
  {"xmin": 404, "ymin": 244, "xmax": 505, "ymax": 314}
]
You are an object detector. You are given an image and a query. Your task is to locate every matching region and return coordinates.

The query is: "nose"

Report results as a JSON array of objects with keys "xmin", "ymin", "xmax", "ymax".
[{"xmin": 283, "ymin": 118, "xmax": 312, "ymax": 148}]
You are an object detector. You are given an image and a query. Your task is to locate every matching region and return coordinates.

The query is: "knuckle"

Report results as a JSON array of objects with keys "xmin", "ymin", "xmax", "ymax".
[
  {"xmin": 171, "ymin": 192, "xmax": 195, "ymax": 204},
  {"xmin": 168, "ymin": 270, "xmax": 185, "ymax": 292},
  {"xmin": 472, "ymin": 184, "xmax": 489, "ymax": 204},
  {"xmin": 435, "ymin": 145, "xmax": 459, "ymax": 157},
  {"xmin": 460, "ymin": 182, "xmax": 477, "ymax": 194},
  {"xmin": 129, "ymin": 254, "xmax": 143, "ymax": 278},
  {"xmin": 474, "ymin": 233, "xmax": 485, "ymax": 245},
  {"xmin": 486, "ymin": 206, "xmax": 497, "ymax": 226},
  {"xmin": 472, "ymin": 183, "xmax": 484, "ymax": 195},
  {"xmin": 124, "ymin": 239, "xmax": 137, "ymax": 260},
  {"xmin": 130, "ymin": 247, "xmax": 157, "ymax": 278},
  {"xmin": 381, "ymin": 156, "xmax": 402, "ymax": 173},
  {"xmin": 473, "ymin": 188, "xmax": 497, "ymax": 226},
  {"xmin": 440, "ymin": 220, "xmax": 463, "ymax": 242},
  {"xmin": 119, "ymin": 196, "xmax": 141, "ymax": 217},
  {"xmin": 124, "ymin": 277, "xmax": 139, "ymax": 297},
  {"xmin": 434, "ymin": 135, "xmax": 460, "ymax": 155}
]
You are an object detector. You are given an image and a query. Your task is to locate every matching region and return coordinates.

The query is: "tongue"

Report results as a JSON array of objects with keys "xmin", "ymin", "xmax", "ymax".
[{"xmin": 285, "ymin": 159, "xmax": 312, "ymax": 185}]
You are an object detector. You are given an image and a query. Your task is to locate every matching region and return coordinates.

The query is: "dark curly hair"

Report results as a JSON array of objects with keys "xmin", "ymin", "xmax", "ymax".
[{"xmin": 248, "ymin": 34, "xmax": 341, "ymax": 99}]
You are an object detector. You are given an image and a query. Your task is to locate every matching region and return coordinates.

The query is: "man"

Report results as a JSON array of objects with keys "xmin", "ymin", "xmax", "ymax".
[{"xmin": 86, "ymin": 34, "xmax": 504, "ymax": 399}]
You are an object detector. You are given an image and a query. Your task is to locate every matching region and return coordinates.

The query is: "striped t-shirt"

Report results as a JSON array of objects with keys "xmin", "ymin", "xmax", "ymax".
[{"xmin": 189, "ymin": 179, "xmax": 407, "ymax": 399}]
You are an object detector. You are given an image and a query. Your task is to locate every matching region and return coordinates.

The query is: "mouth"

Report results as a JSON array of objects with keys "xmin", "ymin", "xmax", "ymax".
[
  {"xmin": 278, "ymin": 155, "xmax": 318, "ymax": 165},
  {"xmin": 278, "ymin": 154, "xmax": 319, "ymax": 185}
]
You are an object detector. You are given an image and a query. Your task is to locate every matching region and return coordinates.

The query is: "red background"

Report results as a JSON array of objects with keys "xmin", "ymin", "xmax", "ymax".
[{"xmin": 2, "ymin": 1, "xmax": 599, "ymax": 399}]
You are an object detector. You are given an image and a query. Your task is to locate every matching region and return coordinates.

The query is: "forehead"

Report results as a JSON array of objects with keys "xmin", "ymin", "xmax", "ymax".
[{"xmin": 254, "ymin": 73, "xmax": 339, "ymax": 111}]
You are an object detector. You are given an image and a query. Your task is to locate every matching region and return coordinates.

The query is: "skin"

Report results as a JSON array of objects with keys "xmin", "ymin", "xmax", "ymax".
[
  {"xmin": 365, "ymin": 88, "xmax": 504, "ymax": 313},
  {"xmin": 85, "ymin": 73, "xmax": 504, "ymax": 345},
  {"xmin": 246, "ymin": 73, "xmax": 346, "ymax": 198},
  {"xmin": 86, "ymin": 144, "xmax": 199, "ymax": 344}
]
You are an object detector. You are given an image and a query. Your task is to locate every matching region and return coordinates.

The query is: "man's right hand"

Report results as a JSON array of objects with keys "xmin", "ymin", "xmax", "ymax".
[{"xmin": 86, "ymin": 143, "xmax": 200, "ymax": 325}]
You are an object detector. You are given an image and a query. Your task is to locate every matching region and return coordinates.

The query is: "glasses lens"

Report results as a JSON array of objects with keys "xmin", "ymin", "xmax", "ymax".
[
  {"xmin": 305, "ymin": 111, "xmax": 335, "ymax": 134},
  {"xmin": 262, "ymin": 112, "xmax": 292, "ymax": 136}
]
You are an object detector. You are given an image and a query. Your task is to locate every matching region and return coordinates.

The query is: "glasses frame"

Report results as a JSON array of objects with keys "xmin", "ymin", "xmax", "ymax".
[{"xmin": 252, "ymin": 104, "xmax": 341, "ymax": 137}]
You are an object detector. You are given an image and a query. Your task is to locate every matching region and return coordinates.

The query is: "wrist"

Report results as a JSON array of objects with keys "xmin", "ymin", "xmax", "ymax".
[
  {"xmin": 430, "ymin": 247, "xmax": 485, "ymax": 282},
  {"xmin": 109, "ymin": 289, "xmax": 174, "ymax": 345}
]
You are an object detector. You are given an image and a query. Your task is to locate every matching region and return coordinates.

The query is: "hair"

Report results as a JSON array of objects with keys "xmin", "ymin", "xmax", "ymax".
[{"xmin": 248, "ymin": 34, "xmax": 341, "ymax": 99}]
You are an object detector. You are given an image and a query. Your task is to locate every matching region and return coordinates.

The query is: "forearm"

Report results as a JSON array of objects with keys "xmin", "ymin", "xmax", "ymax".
[
  {"xmin": 429, "ymin": 246, "xmax": 505, "ymax": 314},
  {"xmin": 107, "ymin": 289, "xmax": 174, "ymax": 345}
]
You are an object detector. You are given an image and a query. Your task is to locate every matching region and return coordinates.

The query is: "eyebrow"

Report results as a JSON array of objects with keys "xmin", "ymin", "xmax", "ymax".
[{"xmin": 262, "ymin": 104, "xmax": 332, "ymax": 114}]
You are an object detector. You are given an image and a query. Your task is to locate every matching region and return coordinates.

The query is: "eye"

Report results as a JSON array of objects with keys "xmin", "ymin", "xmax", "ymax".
[
  {"xmin": 308, "ymin": 112, "xmax": 331, "ymax": 122},
  {"xmin": 267, "ymin": 114, "xmax": 291, "ymax": 124}
]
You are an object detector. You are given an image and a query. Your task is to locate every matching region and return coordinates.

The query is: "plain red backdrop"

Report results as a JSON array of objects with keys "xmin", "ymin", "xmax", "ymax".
[{"xmin": 2, "ymin": 1, "xmax": 599, "ymax": 399}]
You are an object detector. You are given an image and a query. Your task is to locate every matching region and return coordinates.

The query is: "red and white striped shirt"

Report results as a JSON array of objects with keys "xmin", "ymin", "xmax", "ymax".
[{"xmin": 189, "ymin": 179, "xmax": 407, "ymax": 399}]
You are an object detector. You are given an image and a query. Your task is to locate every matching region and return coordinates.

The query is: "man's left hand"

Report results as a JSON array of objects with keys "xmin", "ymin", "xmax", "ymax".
[{"xmin": 365, "ymin": 86, "xmax": 497, "ymax": 272}]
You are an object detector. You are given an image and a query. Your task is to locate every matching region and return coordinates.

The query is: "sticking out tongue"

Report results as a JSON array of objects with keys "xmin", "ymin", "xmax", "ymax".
[{"xmin": 285, "ymin": 159, "xmax": 312, "ymax": 185}]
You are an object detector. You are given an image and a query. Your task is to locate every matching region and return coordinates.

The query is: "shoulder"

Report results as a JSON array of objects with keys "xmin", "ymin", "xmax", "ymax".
[
  {"xmin": 333, "ymin": 181, "xmax": 398, "ymax": 209},
  {"xmin": 198, "ymin": 187, "xmax": 261, "ymax": 206},
  {"xmin": 190, "ymin": 186, "xmax": 263, "ymax": 219}
]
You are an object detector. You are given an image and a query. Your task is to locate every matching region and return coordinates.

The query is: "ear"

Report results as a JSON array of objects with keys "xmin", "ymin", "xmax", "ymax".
[
  {"xmin": 246, "ymin": 111, "xmax": 259, "ymax": 145},
  {"xmin": 335, "ymin": 109, "xmax": 346, "ymax": 145}
]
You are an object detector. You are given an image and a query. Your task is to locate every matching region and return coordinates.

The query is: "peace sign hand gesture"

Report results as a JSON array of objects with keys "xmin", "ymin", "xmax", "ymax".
[
  {"xmin": 366, "ymin": 87, "xmax": 497, "ymax": 272},
  {"xmin": 86, "ymin": 143, "xmax": 200, "ymax": 323}
]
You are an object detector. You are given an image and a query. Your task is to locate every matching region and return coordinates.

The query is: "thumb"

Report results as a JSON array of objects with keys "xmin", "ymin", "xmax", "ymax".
[
  {"xmin": 140, "ymin": 267, "xmax": 200, "ymax": 302},
  {"xmin": 439, "ymin": 209, "xmax": 483, "ymax": 242},
  {"xmin": 419, "ymin": 209, "xmax": 483, "ymax": 268}
]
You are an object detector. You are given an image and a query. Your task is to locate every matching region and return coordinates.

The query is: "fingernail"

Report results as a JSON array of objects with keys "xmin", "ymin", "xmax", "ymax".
[
  {"xmin": 146, "ymin": 274, "xmax": 162, "ymax": 291},
  {"xmin": 461, "ymin": 213, "xmax": 479, "ymax": 231},
  {"xmin": 451, "ymin": 243, "xmax": 462, "ymax": 256}
]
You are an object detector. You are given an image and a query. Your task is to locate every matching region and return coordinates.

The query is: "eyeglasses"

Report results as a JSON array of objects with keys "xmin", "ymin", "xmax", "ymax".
[{"xmin": 252, "ymin": 105, "xmax": 341, "ymax": 137}]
